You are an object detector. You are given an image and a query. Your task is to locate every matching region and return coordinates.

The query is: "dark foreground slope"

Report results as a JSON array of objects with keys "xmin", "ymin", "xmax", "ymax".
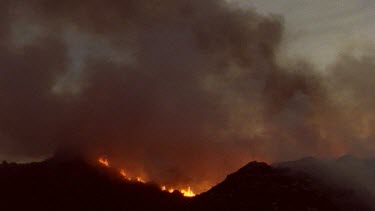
[
  {"xmin": 0, "ymin": 155, "xmax": 187, "ymax": 211},
  {"xmin": 190, "ymin": 161, "xmax": 372, "ymax": 211},
  {"xmin": 0, "ymin": 155, "xmax": 372, "ymax": 211}
]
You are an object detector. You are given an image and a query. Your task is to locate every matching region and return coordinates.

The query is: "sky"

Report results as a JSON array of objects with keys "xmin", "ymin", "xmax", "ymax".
[
  {"xmin": 232, "ymin": 0, "xmax": 375, "ymax": 70},
  {"xmin": 0, "ymin": 0, "xmax": 375, "ymax": 192}
]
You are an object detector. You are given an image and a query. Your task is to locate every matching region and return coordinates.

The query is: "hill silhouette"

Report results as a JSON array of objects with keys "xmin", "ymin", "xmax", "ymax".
[
  {"xmin": 0, "ymin": 154, "xmax": 373, "ymax": 211},
  {"xmin": 0, "ymin": 154, "xmax": 187, "ymax": 211},
  {"xmin": 191, "ymin": 161, "xmax": 372, "ymax": 210}
]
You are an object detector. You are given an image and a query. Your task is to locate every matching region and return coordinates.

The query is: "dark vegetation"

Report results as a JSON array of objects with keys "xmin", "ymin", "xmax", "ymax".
[
  {"xmin": 191, "ymin": 161, "xmax": 372, "ymax": 211},
  {"xmin": 0, "ymin": 153, "xmax": 373, "ymax": 211},
  {"xmin": 0, "ymin": 153, "xmax": 188, "ymax": 211}
]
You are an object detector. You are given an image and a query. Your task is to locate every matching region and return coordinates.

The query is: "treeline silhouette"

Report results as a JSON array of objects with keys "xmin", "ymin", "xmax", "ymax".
[
  {"xmin": 0, "ymin": 153, "xmax": 372, "ymax": 211},
  {"xmin": 0, "ymin": 154, "xmax": 188, "ymax": 211}
]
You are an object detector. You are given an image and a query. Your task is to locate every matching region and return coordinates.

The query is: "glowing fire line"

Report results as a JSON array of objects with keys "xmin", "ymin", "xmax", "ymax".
[
  {"xmin": 98, "ymin": 157, "xmax": 109, "ymax": 167},
  {"xmin": 180, "ymin": 186, "xmax": 195, "ymax": 197},
  {"xmin": 97, "ymin": 157, "xmax": 195, "ymax": 197}
]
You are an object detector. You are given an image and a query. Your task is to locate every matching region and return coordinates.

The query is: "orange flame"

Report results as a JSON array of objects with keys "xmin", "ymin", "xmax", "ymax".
[
  {"xmin": 136, "ymin": 177, "xmax": 146, "ymax": 183},
  {"xmin": 159, "ymin": 185, "xmax": 195, "ymax": 197},
  {"xmin": 180, "ymin": 186, "xmax": 195, "ymax": 197},
  {"xmin": 120, "ymin": 169, "xmax": 132, "ymax": 180},
  {"xmin": 98, "ymin": 157, "xmax": 109, "ymax": 167},
  {"xmin": 97, "ymin": 157, "xmax": 195, "ymax": 197}
]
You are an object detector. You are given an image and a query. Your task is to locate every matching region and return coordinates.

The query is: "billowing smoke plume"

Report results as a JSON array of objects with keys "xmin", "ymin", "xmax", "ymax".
[{"xmin": 0, "ymin": 0, "xmax": 374, "ymax": 191}]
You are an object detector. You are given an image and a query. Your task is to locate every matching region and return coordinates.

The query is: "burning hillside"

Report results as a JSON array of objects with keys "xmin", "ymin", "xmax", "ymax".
[
  {"xmin": 97, "ymin": 156, "xmax": 196, "ymax": 197},
  {"xmin": 0, "ymin": 154, "xmax": 190, "ymax": 211},
  {"xmin": 1, "ymin": 0, "xmax": 375, "ymax": 191},
  {"xmin": 0, "ymin": 0, "xmax": 374, "ymax": 209},
  {"xmin": 0, "ymin": 154, "xmax": 374, "ymax": 211}
]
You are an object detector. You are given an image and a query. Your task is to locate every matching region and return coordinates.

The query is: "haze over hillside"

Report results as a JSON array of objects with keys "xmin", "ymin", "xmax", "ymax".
[
  {"xmin": 0, "ymin": 0, "xmax": 374, "ymax": 201},
  {"xmin": 1, "ymin": 154, "xmax": 374, "ymax": 210}
]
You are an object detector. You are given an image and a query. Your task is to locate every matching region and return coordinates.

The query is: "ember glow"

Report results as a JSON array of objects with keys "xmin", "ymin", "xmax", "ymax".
[
  {"xmin": 98, "ymin": 157, "xmax": 109, "ymax": 167},
  {"xmin": 119, "ymin": 169, "xmax": 132, "ymax": 180},
  {"xmin": 98, "ymin": 157, "xmax": 196, "ymax": 197},
  {"xmin": 180, "ymin": 186, "xmax": 195, "ymax": 197},
  {"xmin": 136, "ymin": 177, "xmax": 146, "ymax": 183},
  {"xmin": 1, "ymin": 0, "xmax": 375, "ymax": 202}
]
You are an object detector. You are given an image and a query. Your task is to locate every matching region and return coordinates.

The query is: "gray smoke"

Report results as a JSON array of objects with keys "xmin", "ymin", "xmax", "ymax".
[{"xmin": 0, "ymin": 0, "xmax": 374, "ymax": 191}]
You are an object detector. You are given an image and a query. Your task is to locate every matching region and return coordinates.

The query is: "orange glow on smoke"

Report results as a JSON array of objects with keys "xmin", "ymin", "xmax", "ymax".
[{"xmin": 97, "ymin": 157, "xmax": 195, "ymax": 197}]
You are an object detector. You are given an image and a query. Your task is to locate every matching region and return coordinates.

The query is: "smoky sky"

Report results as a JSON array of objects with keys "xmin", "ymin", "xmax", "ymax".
[
  {"xmin": 0, "ymin": 0, "xmax": 374, "ymax": 191},
  {"xmin": 235, "ymin": 0, "xmax": 375, "ymax": 69}
]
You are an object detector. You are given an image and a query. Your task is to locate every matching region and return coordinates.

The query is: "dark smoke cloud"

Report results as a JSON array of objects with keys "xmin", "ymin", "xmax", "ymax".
[{"xmin": 0, "ymin": 0, "xmax": 374, "ymax": 191}]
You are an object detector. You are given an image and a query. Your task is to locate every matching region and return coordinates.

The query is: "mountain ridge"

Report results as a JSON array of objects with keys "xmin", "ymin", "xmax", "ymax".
[{"xmin": 1, "ymin": 154, "xmax": 374, "ymax": 210}]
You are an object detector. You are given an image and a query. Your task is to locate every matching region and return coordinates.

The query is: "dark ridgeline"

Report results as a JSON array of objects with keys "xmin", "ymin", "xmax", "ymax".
[
  {"xmin": 191, "ymin": 161, "xmax": 372, "ymax": 211},
  {"xmin": 0, "ymin": 154, "xmax": 188, "ymax": 211},
  {"xmin": 0, "ymin": 154, "xmax": 373, "ymax": 211}
]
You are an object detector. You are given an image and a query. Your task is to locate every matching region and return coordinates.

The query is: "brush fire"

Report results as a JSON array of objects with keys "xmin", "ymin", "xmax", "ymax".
[
  {"xmin": 98, "ymin": 157, "xmax": 110, "ymax": 167},
  {"xmin": 97, "ymin": 157, "xmax": 196, "ymax": 197}
]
